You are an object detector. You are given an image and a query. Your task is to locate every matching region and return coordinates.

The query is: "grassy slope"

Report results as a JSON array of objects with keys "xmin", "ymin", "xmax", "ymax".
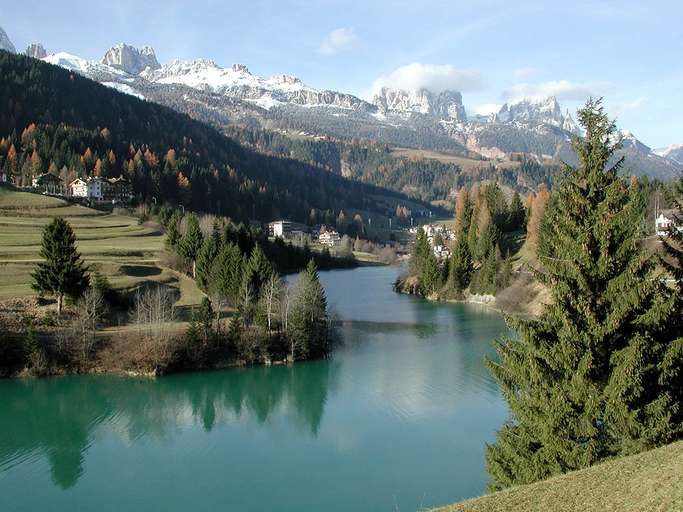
[
  {"xmin": 0, "ymin": 188, "xmax": 203, "ymax": 308},
  {"xmin": 434, "ymin": 441, "xmax": 683, "ymax": 512}
]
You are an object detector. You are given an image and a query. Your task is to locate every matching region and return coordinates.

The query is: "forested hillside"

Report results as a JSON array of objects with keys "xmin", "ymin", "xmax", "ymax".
[
  {"xmin": 0, "ymin": 50, "xmax": 437, "ymax": 223},
  {"xmin": 224, "ymin": 127, "xmax": 556, "ymax": 203}
]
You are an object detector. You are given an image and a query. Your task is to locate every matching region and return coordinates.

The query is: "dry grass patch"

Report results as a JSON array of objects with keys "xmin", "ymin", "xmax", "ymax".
[{"xmin": 434, "ymin": 441, "xmax": 683, "ymax": 512}]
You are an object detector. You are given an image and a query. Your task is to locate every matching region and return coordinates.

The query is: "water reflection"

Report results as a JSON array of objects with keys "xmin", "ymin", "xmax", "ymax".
[
  {"xmin": 0, "ymin": 267, "xmax": 509, "ymax": 511},
  {"xmin": 0, "ymin": 361, "xmax": 340, "ymax": 489}
]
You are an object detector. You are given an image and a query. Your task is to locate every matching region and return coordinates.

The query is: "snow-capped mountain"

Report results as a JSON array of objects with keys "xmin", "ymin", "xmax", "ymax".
[
  {"xmin": 142, "ymin": 59, "xmax": 373, "ymax": 111},
  {"xmin": 14, "ymin": 37, "xmax": 678, "ymax": 180},
  {"xmin": 101, "ymin": 43, "xmax": 160, "ymax": 75},
  {"xmin": 654, "ymin": 143, "xmax": 683, "ymax": 166},
  {"xmin": 0, "ymin": 26, "xmax": 16, "ymax": 53},
  {"xmin": 493, "ymin": 97, "xmax": 580, "ymax": 134},
  {"xmin": 42, "ymin": 52, "xmax": 129, "ymax": 81},
  {"xmin": 25, "ymin": 43, "xmax": 47, "ymax": 59},
  {"xmin": 372, "ymin": 87, "xmax": 467, "ymax": 121},
  {"xmin": 618, "ymin": 130, "xmax": 653, "ymax": 153}
]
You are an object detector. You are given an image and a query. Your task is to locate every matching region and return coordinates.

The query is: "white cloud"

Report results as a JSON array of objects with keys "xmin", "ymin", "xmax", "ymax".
[
  {"xmin": 318, "ymin": 27, "xmax": 359, "ymax": 56},
  {"xmin": 371, "ymin": 63, "xmax": 483, "ymax": 96},
  {"xmin": 503, "ymin": 80, "xmax": 598, "ymax": 103},
  {"xmin": 472, "ymin": 103, "xmax": 503, "ymax": 116},
  {"xmin": 611, "ymin": 96, "xmax": 647, "ymax": 115}
]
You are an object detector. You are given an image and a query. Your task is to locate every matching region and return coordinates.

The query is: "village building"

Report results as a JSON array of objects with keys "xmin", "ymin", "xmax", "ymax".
[
  {"xmin": 433, "ymin": 244, "xmax": 451, "ymax": 260},
  {"xmin": 656, "ymin": 209, "xmax": 682, "ymax": 236},
  {"xmin": 32, "ymin": 173, "xmax": 64, "ymax": 195},
  {"xmin": 69, "ymin": 175, "xmax": 133, "ymax": 203},
  {"xmin": 103, "ymin": 175, "xmax": 132, "ymax": 203},
  {"xmin": 268, "ymin": 220, "xmax": 308, "ymax": 240},
  {"xmin": 318, "ymin": 228, "xmax": 341, "ymax": 247}
]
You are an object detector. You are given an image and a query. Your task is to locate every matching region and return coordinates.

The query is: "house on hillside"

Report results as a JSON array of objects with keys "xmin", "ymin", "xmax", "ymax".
[
  {"xmin": 70, "ymin": 176, "xmax": 107, "ymax": 200},
  {"xmin": 268, "ymin": 220, "xmax": 308, "ymax": 240},
  {"xmin": 32, "ymin": 173, "xmax": 64, "ymax": 195},
  {"xmin": 318, "ymin": 228, "xmax": 341, "ymax": 247},
  {"xmin": 69, "ymin": 175, "xmax": 133, "ymax": 203},
  {"xmin": 656, "ymin": 209, "xmax": 682, "ymax": 236},
  {"xmin": 104, "ymin": 175, "xmax": 132, "ymax": 203}
]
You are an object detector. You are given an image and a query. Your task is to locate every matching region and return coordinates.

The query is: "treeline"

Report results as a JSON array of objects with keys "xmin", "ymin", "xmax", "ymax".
[
  {"xmin": 1, "ymin": 210, "xmax": 344, "ymax": 376},
  {"xmin": 405, "ymin": 182, "xmax": 527, "ymax": 298},
  {"xmin": 0, "ymin": 50, "xmax": 422, "ymax": 225},
  {"xmin": 225, "ymin": 125, "xmax": 555, "ymax": 203}
]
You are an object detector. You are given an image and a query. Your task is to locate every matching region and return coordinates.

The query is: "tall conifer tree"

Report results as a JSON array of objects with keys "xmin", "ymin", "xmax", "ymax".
[
  {"xmin": 31, "ymin": 218, "xmax": 89, "ymax": 314},
  {"xmin": 179, "ymin": 213, "xmax": 203, "ymax": 278},
  {"xmin": 486, "ymin": 99, "xmax": 683, "ymax": 490}
]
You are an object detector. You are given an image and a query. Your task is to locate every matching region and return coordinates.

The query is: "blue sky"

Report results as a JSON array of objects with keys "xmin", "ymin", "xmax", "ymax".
[{"xmin": 2, "ymin": 0, "xmax": 681, "ymax": 147}]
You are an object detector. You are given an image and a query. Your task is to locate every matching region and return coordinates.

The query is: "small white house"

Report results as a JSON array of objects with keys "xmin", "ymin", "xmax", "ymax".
[
  {"xmin": 69, "ymin": 176, "xmax": 112, "ymax": 201},
  {"xmin": 69, "ymin": 178, "xmax": 88, "ymax": 198},
  {"xmin": 656, "ymin": 210, "xmax": 682, "ymax": 236}
]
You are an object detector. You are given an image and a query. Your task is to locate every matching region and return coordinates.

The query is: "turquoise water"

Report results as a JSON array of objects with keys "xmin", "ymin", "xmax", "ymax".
[{"xmin": 0, "ymin": 266, "xmax": 508, "ymax": 511}]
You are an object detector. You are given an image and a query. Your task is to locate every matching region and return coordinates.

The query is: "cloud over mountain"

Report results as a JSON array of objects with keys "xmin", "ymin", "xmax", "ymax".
[
  {"xmin": 371, "ymin": 62, "xmax": 482, "ymax": 95},
  {"xmin": 503, "ymin": 80, "xmax": 597, "ymax": 103},
  {"xmin": 319, "ymin": 27, "xmax": 359, "ymax": 56}
]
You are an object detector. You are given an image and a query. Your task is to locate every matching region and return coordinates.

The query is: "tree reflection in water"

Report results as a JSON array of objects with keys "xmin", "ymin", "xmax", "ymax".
[{"xmin": 0, "ymin": 359, "xmax": 339, "ymax": 489}]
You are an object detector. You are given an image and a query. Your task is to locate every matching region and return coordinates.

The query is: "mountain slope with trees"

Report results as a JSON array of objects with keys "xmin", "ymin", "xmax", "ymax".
[{"xmin": 0, "ymin": 50, "xmax": 438, "ymax": 225}]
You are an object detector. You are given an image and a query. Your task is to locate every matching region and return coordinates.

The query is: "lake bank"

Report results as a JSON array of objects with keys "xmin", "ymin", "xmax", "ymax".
[{"xmin": 394, "ymin": 270, "xmax": 549, "ymax": 317}]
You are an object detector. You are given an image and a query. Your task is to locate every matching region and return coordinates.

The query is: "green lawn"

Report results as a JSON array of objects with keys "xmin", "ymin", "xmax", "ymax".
[
  {"xmin": 0, "ymin": 188, "xmax": 203, "ymax": 308},
  {"xmin": 434, "ymin": 441, "xmax": 683, "ymax": 512}
]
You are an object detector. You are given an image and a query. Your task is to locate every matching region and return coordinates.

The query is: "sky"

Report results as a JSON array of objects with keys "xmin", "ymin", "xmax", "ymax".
[{"xmin": 1, "ymin": 0, "xmax": 682, "ymax": 148}]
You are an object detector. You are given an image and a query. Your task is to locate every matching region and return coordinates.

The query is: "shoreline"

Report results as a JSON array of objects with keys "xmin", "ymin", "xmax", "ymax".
[{"xmin": 394, "ymin": 275, "xmax": 547, "ymax": 317}]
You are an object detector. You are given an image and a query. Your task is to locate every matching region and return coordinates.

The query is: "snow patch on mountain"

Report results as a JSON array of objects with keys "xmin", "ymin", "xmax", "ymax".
[
  {"xmin": 654, "ymin": 143, "xmax": 683, "ymax": 165},
  {"xmin": 42, "ymin": 52, "xmax": 128, "ymax": 78},
  {"xmin": 102, "ymin": 82, "xmax": 145, "ymax": 100}
]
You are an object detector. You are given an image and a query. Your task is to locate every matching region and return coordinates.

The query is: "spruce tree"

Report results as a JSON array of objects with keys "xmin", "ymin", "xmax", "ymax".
[
  {"xmin": 241, "ymin": 243, "xmax": 274, "ymax": 301},
  {"xmin": 507, "ymin": 192, "xmax": 525, "ymax": 231},
  {"xmin": 409, "ymin": 228, "xmax": 431, "ymax": 277},
  {"xmin": 196, "ymin": 236, "xmax": 220, "ymax": 291},
  {"xmin": 498, "ymin": 251, "xmax": 513, "ymax": 290},
  {"xmin": 448, "ymin": 233, "xmax": 472, "ymax": 292},
  {"xmin": 31, "ymin": 218, "xmax": 89, "ymax": 315},
  {"xmin": 421, "ymin": 251, "xmax": 442, "ymax": 296},
  {"xmin": 165, "ymin": 213, "xmax": 181, "ymax": 250},
  {"xmin": 210, "ymin": 242, "xmax": 244, "ymax": 306},
  {"xmin": 288, "ymin": 260, "xmax": 330, "ymax": 359},
  {"xmin": 485, "ymin": 99, "xmax": 683, "ymax": 490},
  {"xmin": 179, "ymin": 213, "xmax": 203, "ymax": 278}
]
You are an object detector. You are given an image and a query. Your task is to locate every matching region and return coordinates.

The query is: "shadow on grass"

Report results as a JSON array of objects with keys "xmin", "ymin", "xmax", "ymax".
[{"xmin": 119, "ymin": 265, "xmax": 163, "ymax": 277}]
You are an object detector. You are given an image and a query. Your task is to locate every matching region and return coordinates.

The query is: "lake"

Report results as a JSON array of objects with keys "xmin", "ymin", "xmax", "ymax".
[{"xmin": 0, "ymin": 266, "xmax": 509, "ymax": 511}]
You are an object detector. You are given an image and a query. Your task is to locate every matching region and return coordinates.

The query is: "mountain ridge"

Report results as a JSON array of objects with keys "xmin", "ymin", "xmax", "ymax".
[{"xmin": 0, "ymin": 25, "xmax": 679, "ymax": 180}]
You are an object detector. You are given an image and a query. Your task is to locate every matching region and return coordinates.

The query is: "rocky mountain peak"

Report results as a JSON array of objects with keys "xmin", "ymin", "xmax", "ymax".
[
  {"xmin": 0, "ymin": 26, "xmax": 16, "ymax": 53},
  {"xmin": 25, "ymin": 43, "xmax": 48, "ymax": 59},
  {"xmin": 372, "ymin": 87, "xmax": 467, "ymax": 121},
  {"xmin": 270, "ymin": 74, "xmax": 302, "ymax": 85},
  {"xmin": 494, "ymin": 96, "xmax": 579, "ymax": 132},
  {"xmin": 232, "ymin": 63, "xmax": 250, "ymax": 74},
  {"xmin": 653, "ymin": 143, "xmax": 683, "ymax": 166},
  {"xmin": 101, "ymin": 43, "xmax": 160, "ymax": 75}
]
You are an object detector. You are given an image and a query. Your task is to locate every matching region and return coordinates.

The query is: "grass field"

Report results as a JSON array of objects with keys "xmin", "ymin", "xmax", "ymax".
[
  {"xmin": 434, "ymin": 441, "xmax": 683, "ymax": 512},
  {"xmin": 391, "ymin": 148, "xmax": 522, "ymax": 172},
  {"xmin": 0, "ymin": 187, "xmax": 203, "ymax": 308}
]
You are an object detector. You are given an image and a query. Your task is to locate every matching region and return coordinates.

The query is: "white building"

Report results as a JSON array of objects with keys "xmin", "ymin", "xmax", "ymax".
[
  {"xmin": 268, "ymin": 220, "xmax": 307, "ymax": 239},
  {"xmin": 70, "ymin": 176, "xmax": 106, "ymax": 200},
  {"xmin": 656, "ymin": 210, "xmax": 682, "ymax": 236},
  {"xmin": 319, "ymin": 229, "xmax": 341, "ymax": 247}
]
